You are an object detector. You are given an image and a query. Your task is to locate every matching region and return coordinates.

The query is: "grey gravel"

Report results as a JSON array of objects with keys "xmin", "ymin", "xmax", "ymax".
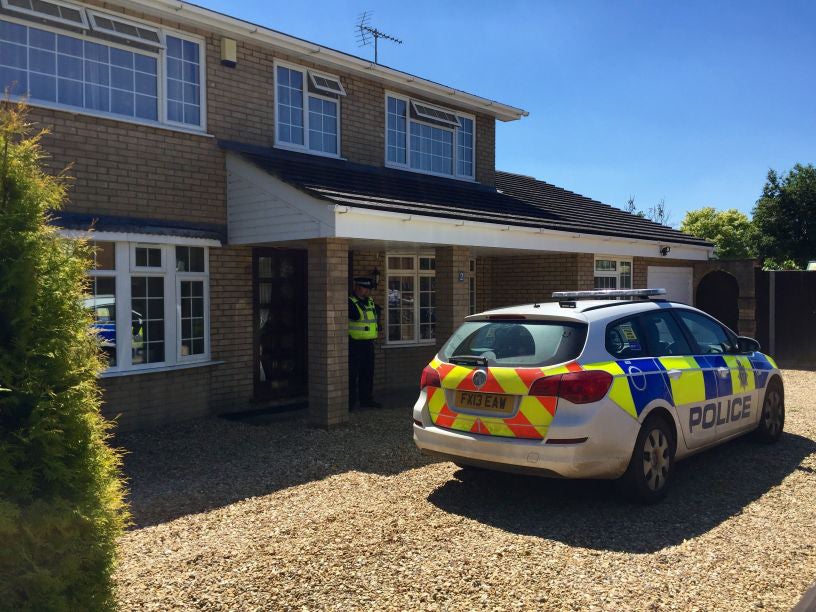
[{"xmin": 115, "ymin": 369, "xmax": 816, "ymax": 610}]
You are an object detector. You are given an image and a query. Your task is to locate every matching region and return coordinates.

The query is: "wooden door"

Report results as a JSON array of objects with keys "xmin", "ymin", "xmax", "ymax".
[{"xmin": 253, "ymin": 249, "xmax": 308, "ymax": 401}]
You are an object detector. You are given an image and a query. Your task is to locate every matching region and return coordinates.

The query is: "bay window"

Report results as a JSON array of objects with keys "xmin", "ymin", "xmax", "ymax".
[
  {"xmin": 386, "ymin": 92, "xmax": 475, "ymax": 180},
  {"xmin": 0, "ymin": 6, "xmax": 204, "ymax": 130},
  {"xmin": 386, "ymin": 254, "xmax": 435, "ymax": 344},
  {"xmin": 275, "ymin": 60, "xmax": 344, "ymax": 156},
  {"xmin": 84, "ymin": 240, "xmax": 210, "ymax": 373},
  {"xmin": 594, "ymin": 256, "xmax": 632, "ymax": 290}
]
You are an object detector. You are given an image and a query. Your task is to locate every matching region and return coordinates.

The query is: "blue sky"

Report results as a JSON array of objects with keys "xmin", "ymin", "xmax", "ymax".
[{"xmin": 197, "ymin": 0, "xmax": 815, "ymax": 225}]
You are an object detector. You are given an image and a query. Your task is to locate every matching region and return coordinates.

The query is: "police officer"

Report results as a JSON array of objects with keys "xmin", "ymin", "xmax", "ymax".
[{"xmin": 348, "ymin": 277, "xmax": 382, "ymax": 410}]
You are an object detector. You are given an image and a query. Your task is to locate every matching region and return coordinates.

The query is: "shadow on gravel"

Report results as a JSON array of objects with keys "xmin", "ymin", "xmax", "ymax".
[
  {"xmin": 116, "ymin": 405, "xmax": 433, "ymax": 528},
  {"xmin": 427, "ymin": 431, "xmax": 816, "ymax": 553}
]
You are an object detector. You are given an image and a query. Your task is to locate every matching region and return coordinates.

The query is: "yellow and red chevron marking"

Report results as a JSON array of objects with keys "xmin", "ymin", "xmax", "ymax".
[{"xmin": 426, "ymin": 360, "xmax": 582, "ymax": 439}]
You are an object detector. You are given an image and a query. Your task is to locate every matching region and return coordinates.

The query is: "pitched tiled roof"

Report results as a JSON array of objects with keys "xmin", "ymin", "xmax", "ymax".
[{"xmin": 221, "ymin": 141, "xmax": 710, "ymax": 248}]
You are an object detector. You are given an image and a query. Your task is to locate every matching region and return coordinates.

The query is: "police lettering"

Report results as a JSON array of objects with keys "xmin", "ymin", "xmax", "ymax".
[{"xmin": 689, "ymin": 396, "xmax": 752, "ymax": 432}]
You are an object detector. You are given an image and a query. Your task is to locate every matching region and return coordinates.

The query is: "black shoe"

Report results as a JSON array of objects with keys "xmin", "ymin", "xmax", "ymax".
[{"xmin": 360, "ymin": 399, "xmax": 382, "ymax": 409}]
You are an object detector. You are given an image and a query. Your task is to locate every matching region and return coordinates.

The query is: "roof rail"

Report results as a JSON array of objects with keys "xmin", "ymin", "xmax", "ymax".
[{"xmin": 552, "ymin": 288, "xmax": 666, "ymax": 308}]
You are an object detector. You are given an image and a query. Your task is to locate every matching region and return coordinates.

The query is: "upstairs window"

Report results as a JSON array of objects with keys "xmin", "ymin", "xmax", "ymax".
[
  {"xmin": 166, "ymin": 34, "xmax": 201, "ymax": 127},
  {"xmin": 386, "ymin": 93, "xmax": 475, "ymax": 180},
  {"xmin": 0, "ymin": 10, "xmax": 204, "ymax": 130},
  {"xmin": 275, "ymin": 61, "xmax": 344, "ymax": 157}
]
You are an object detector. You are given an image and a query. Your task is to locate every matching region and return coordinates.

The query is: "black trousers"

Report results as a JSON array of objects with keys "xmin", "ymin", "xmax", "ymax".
[{"xmin": 349, "ymin": 338, "xmax": 374, "ymax": 407}]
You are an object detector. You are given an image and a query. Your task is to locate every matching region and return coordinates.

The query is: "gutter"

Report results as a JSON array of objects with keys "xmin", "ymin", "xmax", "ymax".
[{"xmin": 112, "ymin": 0, "xmax": 528, "ymax": 122}]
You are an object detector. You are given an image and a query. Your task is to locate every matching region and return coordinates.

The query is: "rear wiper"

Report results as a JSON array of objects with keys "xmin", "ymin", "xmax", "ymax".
[{"xmin": 449, "ymin": 355, "xmax": 488, "ymax": 366}]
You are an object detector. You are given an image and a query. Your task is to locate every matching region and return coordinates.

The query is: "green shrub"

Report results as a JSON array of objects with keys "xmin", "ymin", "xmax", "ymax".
[{"xmin": 0, "ymin": 103, "xmax": 128, "ymax": 611}]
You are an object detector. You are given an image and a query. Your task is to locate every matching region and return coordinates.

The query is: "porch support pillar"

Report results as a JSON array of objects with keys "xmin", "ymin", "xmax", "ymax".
[
  {"xmin": 307, "ymin": 238, "xmax": 349, "ymax": 428},
  {"xmin": 435, "ymin": 246, "xmax": 471, "ymax": 348}
]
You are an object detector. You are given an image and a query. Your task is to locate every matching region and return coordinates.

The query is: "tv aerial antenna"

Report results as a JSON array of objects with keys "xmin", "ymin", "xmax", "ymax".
[{"xmin": 356, "ymin": 11, "xmax": 402, "ymax": 64}]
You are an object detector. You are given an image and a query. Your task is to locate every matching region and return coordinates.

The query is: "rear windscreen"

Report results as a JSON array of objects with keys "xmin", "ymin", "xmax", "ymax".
[{"xmin": 439, "ymin": 320, "xmax": 587, "ymax": 367}]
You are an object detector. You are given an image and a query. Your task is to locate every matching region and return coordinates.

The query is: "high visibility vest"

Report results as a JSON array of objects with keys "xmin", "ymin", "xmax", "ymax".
[{"xmin": 349, "ymin": 296, "xmax": 378, "ymax": 340}]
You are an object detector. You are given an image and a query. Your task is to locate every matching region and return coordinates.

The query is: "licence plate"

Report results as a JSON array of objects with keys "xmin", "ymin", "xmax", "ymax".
[{"xmin": 455, "ymin": 390, "xmax": 514, "ymax": 414}]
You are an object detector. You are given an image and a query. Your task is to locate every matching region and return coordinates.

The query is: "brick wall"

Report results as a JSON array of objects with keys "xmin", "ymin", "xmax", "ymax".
[
  {"xmin": 307, "ymin": 238, "xmax": 349, "ymax": 427},
  {"xmin": 482, "ymin": 253, "xmax": 587, "ymax": 310},
  {"xmin": 28, "ymin": 107, "xmax": 226, "ymax": 226}
]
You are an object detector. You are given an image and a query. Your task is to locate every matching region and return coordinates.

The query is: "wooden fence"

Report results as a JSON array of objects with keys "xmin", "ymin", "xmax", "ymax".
[{"xmin": 755, "ymin": 270, "xmax": 816, "ymax": 368}]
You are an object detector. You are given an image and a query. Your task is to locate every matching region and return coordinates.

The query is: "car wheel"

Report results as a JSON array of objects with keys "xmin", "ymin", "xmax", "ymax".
[
  {"xmin": 753, "ymin": 378, "xmax": 785, "ymax": 443},
  {"xmin": 619, "ymin": 414, "xmax": 676, "ymax": 504}
]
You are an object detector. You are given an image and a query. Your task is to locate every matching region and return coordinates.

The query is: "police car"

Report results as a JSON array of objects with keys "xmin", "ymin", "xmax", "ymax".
[{"xmin": 412, "ymin": 289, "xmax": 784, "ymax": 503}]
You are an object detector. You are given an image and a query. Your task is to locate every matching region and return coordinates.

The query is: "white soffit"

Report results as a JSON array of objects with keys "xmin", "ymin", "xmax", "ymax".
[{"xmin": 334, "ymin": 208, "xmax": 712, "ymax": 260}]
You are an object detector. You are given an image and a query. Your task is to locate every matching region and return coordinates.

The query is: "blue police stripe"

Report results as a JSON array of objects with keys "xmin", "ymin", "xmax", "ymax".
[
  {"xmin": 616, "ymin": 358, "xmax": 674, "ymax": 415},
  {"xmin": 749, "ymin": 353, "xmax": 775, "ymax": 389},
  {"xmin": 696, "ymin": 355, "xmax": 732, "ymax": 398}
]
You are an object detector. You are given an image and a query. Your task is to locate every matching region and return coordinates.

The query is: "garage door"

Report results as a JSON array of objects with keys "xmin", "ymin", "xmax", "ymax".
[{"xmin": 647, "ymin": 266, "xmax": 693, "ymax": 304}]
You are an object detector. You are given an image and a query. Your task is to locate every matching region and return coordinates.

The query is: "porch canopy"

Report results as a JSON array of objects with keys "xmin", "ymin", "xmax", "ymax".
[
  {"xmin": 222, "ymin": 141, "xmax": 712, "ymax": 427},
  {"xmin": 221, "ymin": 141, "xmax": 712, "ymax": 260}
]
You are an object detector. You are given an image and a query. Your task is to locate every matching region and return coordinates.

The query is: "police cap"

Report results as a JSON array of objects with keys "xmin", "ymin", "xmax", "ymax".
[{"xmin": 353, "ymin": 277, "xmax": 374, "ymax": 289}]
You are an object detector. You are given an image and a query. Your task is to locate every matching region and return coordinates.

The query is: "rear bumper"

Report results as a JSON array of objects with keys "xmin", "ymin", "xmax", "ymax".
[{"xmin": 412, "ymin": 390, "xmax": 637, "ymax": 480}]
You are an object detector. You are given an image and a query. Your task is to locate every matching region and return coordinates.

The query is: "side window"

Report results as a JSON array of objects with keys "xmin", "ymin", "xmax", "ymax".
[
  {"xmin": 639, "ymin": 311, "xmax": 692, "ymax": 356},
  {"xmin": 605, "ymin": 317, "xmax": 647, "ymax": 359},
  {"xmin": 675, "ymin": 310, "xmax": 736, "ymax": 355}
]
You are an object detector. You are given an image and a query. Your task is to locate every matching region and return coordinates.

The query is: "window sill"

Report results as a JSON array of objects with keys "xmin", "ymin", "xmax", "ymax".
[
  {"xmin": 384, "ymin": 161, "xmax": 476, "ymax": 183},
  {"xmin": 383, "ymin": 341, "xmax": 437, "ymax": 349},
  {"xmin": 10, "ymin": 97, "xmax": 212, "ymax": 138},
  {"xmin": 99, "ymin": 359, "xmax": 224, "ymax": 379}
]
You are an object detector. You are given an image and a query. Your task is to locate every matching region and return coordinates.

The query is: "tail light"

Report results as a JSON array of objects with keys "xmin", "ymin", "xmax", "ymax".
[
  {"xmin": 420, "ymin": 366, "xmax": 441, "ymax": 390},
  {"xmin": 529, "ymin": 370, "xmax": 613, "ymax": 404}
]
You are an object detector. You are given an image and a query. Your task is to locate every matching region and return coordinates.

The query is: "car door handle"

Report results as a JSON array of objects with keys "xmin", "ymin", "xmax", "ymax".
[
  {"xmin": 667, "ymin": 369, "xmax": 682, "ymax": 380},
  {"xmin": 717, "ymin": 367, "xmax": 730, "ymax": 379}
]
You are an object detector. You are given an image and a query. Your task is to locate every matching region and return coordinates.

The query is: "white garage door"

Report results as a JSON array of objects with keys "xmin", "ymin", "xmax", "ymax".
[{"xmin": 647, "ymin": 266, "xmax": 693, "ymax": 304}]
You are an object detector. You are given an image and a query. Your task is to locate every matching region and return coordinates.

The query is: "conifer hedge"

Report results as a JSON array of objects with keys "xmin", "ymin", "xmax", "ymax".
[{"xmin": 0, "ymin": 103, "xmax": 128, "ymax": 611}]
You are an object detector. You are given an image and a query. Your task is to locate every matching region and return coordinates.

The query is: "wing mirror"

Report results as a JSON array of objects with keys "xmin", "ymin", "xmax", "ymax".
[{"xmin": 737, "ymin": 336, "xmax": 761, "ymax": 353}]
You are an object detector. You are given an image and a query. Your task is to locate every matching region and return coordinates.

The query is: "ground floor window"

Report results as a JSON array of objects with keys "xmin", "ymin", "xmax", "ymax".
[
  {"xmin": 386, "ymin": 254, "xmax": 435, "ymax": 344},
  {"xmin": 594, "ymin": 256, "xmax": 632, "ymax": 290},
  {"xmin": 85, "ymin": 240, "xmax": 210, "ymax": 372}
]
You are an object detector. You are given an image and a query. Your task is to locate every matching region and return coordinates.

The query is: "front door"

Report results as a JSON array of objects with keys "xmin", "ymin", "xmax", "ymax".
[{"xmin": 253, "ymin": 249, "xmax": 308, "ymax": 401}]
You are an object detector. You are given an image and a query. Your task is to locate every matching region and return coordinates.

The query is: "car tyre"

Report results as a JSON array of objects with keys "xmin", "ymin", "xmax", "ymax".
[
  {"xmin": 753, "ymin": 378, "xmax": 785, "ymax": 443},
  {"xmin": 618, "ymin": 414, "xmax": 676, "ymax": 504}
]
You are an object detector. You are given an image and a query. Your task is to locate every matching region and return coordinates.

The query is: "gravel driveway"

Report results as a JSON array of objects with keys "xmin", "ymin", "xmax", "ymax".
[{"xmin": 115, "ymin": 370, "xmax": 816, "ymax": 610}]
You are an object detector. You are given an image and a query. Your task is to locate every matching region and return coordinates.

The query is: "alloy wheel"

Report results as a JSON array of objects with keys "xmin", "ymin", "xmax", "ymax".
[{"xmin": 641, "ymin": 428, "xmax": 670, "ymax": 492}]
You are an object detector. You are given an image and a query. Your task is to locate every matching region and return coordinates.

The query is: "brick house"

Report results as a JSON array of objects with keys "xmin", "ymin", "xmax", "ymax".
[{"xmin": 0, "ymin": 0, "xmax": 712, "ymax": 431}]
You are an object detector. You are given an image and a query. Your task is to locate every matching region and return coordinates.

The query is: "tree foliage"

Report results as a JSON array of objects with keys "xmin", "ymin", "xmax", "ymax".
[
  {"xmin": 679, "ymin": 207, "xmax": 754, "ymax": 259},
  {"xmin": 753, "ymin": 164, "xmax": 816, "ymax": 269},
  {"xmin": 0, "ymin": 103, "xmax": 128, "ymax": 611}
]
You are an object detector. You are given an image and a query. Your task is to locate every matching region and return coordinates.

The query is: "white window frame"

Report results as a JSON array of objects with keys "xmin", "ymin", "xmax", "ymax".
[
  {"xmin": 308, "ymin": 69, "xmax": 346, "ymax": 97},
  {"xmin": 273, "ymin": 59, "xmax": 342, "ymax": 159},
  {"xmin": 86, "ymin": 9, "xmax": 163, "ymax": 49},
  {"xmin": 0, "ymin": 0, "xmax": 88, "ymax": 29},
  {"xmin": 0, "ymin": 10, "xmax": 206, "ymax": 132},
  {"xmin": 410, "ymin": 100, "xmax": 459, "ymax": 127},
  {"xmin": 384, "ymin": 91, "xmax": 476, "ymax": 181},
  {"xmin": 593, "ymin": 255, "xmax": 633, "ymax": 290},
  {"xmin": 175, "ymin": 250, "xmax": 210, "ymax": 364},
  {"xmin": 162, "ymin": 29, "xmax": 206, "ymax": 130},
  {"xmin": 385, "ymin": 253, "xmax": 436, "ymax": 346},
  {"xmin": 86, "ymin": 240, "xmax": 211, "ymax": 373}
]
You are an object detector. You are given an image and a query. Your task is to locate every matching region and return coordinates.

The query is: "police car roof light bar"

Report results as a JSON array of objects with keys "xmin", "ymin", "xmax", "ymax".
[{"xmin": 552, "ymin": 288, "xmax": 667, "ymax": 300}]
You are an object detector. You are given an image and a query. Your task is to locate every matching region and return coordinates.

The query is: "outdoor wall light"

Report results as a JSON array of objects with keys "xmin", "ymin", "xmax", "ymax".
[
  {"xmin": 660, "ymin": 246, "xmax": 672, "ymax": 257},
  {"xmin": 371, "ymin": 267, "xmax": 380, "ymax": 288}
]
